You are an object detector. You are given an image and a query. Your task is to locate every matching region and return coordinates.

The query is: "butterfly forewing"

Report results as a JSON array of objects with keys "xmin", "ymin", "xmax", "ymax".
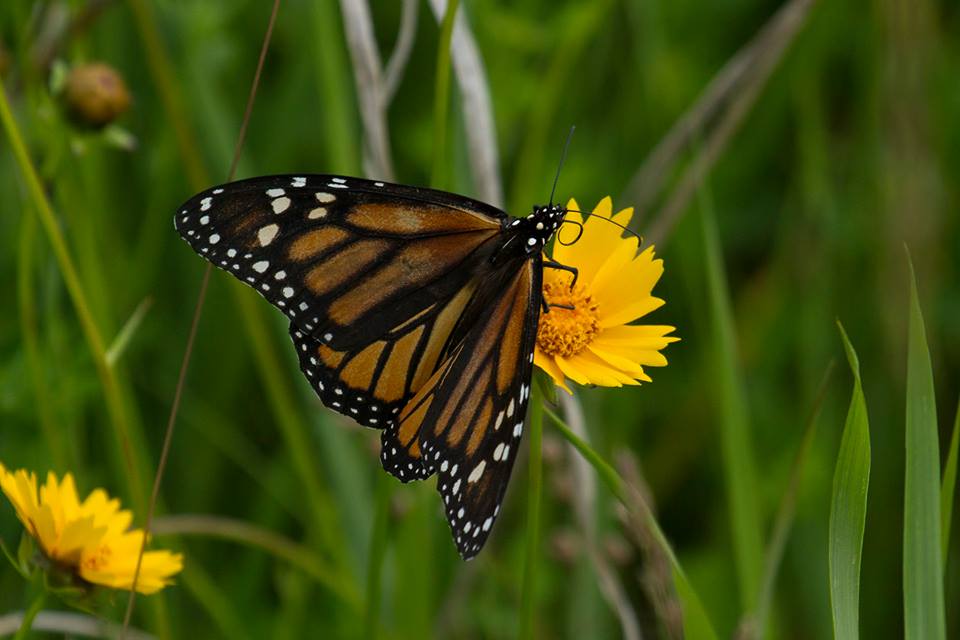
[{"xmin": 174, "ymin": 175, "xmax": 503, "ymax": 350}]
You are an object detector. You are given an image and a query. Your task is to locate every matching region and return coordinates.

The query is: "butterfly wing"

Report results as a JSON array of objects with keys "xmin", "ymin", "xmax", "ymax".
[
  {"xmin": 174, "ymin": 175, "xmax": 504, "ymax": 351},
  {"xmin": 176, "ymin": 175, "xmax": 542, "ymax": 557},
  {"xmin": 387, "ymin": 258, "xmax": 542, "ymax": 558}
]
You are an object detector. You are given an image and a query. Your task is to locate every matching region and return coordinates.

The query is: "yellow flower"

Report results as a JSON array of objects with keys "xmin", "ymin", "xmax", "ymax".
[
  {"xmin": 0, "ymin": 463, "xmax": 182, "ymax": 594},
  {"xmin": 534, "ymin": 197, "xmax": 679, "ymax": 392}
]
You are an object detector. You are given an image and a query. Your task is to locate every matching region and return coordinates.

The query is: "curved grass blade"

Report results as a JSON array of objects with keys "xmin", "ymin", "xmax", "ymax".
[
  {"xmin": 941, "ymin": 397, "xmax": 960, "ymax": 567},
  {"xmin": 829, "ymin": 323, "xmax": 871, "ymax": 640},
  {"xmin": 903, "ymin": 254, "xmax": 946, "ymax": 640},
  {"xmin": 699, "ymin": 195, "xmax": 763, "ymax": 609},
  {"xmin": 940, "ymin": 402, "xmax": 960, "ymax": 573}
]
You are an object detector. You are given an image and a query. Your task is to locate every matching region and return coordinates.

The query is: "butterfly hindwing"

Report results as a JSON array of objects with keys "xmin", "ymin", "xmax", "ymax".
[
  {"xmin": 412, "ymin": 259, "xmax": 542, "ymax": 558},
  {"xmin": 175, "ymin": 175, "xmax": 504, "ymax": 351}
]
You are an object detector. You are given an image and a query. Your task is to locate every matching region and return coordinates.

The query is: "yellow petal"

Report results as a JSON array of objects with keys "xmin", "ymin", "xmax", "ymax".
[
  {"xmin": 534, "ymin": 347, "xmax": 572, "ymax": 393},
  {"xmin": 552, "ymin": 197, "xmax": 614, "ymax": 286},
  {"xmin": 600, "ymin": 297, "xmax": 665, "ymax": 328},
  {"xmin": 565, "ymin": 351, "xmax": 625, "ymax": 387},
  {"xmin": 585, "ymin": 344, "xmax": 651, "ymax": 380},
  {"xmin": 56, "ymin": 516, "xmax": 104, "ymax": 564},
  {"xmin": 554, "ymin": 354, "xmax": 592, "ymax": 386},
  {"xmin": 597, "ymin": 324, "xmax": 678, "ymax": 342},
  {"xmin": 593, "ymin": 254, "xmax": 664, "ymax": 320}
]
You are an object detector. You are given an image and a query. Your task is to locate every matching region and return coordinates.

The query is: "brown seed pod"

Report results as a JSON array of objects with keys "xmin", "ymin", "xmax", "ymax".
[{"xmin": 63, "ymin": 62, "xmax": 131, "ymax": 128}]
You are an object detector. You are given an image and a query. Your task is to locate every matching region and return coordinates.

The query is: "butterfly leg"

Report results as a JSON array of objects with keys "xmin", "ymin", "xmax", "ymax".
[
  {"xmin": 542, "ymin": 260, "xmax": 578, "ymax": 289},
  {"xmin": 541, "ymin": 298, "xmax": 569, "ymax": 314}
]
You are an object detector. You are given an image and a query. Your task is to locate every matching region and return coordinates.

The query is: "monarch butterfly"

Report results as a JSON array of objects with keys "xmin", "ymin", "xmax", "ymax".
[{"xmin": 174, "ymin": 175, "xmax": 579, "ymax": 559}]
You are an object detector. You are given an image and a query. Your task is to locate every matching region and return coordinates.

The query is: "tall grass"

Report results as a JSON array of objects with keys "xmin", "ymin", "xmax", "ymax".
[{"xmin": 0, "ymin": 0, "xmax": 958, "ymax": 637}]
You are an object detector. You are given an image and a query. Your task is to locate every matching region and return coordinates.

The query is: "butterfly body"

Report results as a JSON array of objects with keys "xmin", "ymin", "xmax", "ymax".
[{"xmin": 175, "ymin": 174, "xmax": 565, "ymax": 558}]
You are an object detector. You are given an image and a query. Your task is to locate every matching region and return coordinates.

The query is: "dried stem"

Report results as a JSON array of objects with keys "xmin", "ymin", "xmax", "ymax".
[
  {"xmin": 338, "ymin": 0, "xmax": 395, "ymax": 180},
  {"xmin": 626, "ymin": 0, "xmax": 817, "ymax": 245}
]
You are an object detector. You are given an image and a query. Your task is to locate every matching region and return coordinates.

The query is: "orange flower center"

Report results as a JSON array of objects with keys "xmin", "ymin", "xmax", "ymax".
[
  {"xmin": 537, "ymin": 279, "xmax": 600, "ymax": 358},
  {"xmin": 83, "ymin": 545, "xmax": 112, "ymax": 572}
]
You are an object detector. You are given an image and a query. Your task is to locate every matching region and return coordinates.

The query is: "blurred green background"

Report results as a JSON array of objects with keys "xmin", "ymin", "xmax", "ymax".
[{"xmin": 1, "ymin": 0, "xmax": 958, "ymax": 638}]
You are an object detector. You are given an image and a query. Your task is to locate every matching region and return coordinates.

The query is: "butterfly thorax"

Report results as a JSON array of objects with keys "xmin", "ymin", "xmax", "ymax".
[{"xmin": 499, "ymin": 204, "xmax": 565, "ymax": 260}]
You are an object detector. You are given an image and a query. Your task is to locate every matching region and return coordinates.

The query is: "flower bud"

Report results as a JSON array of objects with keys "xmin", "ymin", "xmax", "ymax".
[{"xmin": 63, "ymin": 62, "xmax": 131, "ymax": 128}]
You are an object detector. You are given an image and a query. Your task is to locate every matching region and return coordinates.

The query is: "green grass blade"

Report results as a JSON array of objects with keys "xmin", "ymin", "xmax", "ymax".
[
  {"xmin": 941, "ymin": 397, "xmax": 960, "ymax": 567},
  {"xmin": 431, "ymin": 0, "xmax": 460, "ymax": 189},
  {"xmin": 520, "ymin": 385, "xmax": 545, "ymax": 640},
  {"xmin": 699, "ymin": 198, "xmax": 763, "ymax": 609},
  {"xmin": 105, "ymin": 297, "xmax": 153, "ymax": 367},
  {"xmin": 903, "ymin": 255, "xmax": 946, "ymax": 640},
  {"xmin": 829, "ymin": 323, "xmax": 871, "ymax": 640}
]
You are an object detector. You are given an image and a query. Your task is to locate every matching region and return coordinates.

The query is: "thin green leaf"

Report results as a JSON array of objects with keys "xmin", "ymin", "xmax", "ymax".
[
  {"xmin": 699, "ymin": 195, "xmax": 763, "ymax": 608},
  {"xmin": 431, "ymin": 0, "xmax": 460, "ymax": 188},
  {"xmin": 903, "ymin": 254, "xmax": 946, "ymax": 640},
  {"xmin": 105, "ymin": 297, "xmax": 153, "ymax": 367},
  {"xmin": 544, "ymin": 406, "xmax": 719, "ymax": 640},
  {"xmin": 941, "ymin": 397, "xmax": 960, "ymax": 567},
  {"xmin": 829, "ymin": 323, "xmax": 871, "ymax": 640},
  {"xmin": 520, "ymin": 385, "xmax": 545, "ymax": 640}
]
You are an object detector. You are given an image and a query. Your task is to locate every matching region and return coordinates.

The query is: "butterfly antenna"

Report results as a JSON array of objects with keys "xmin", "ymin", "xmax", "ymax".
[
  {"xmin": 549, "ymin": 125, "xmax": 576, "ymax": 206},
  {"xmin": 565, "ymin": 209, "xmax": 645, "ymax": 244}
]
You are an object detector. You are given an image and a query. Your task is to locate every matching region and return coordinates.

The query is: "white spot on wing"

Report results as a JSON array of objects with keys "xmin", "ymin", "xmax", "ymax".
[
  {"xmin": 266, "ymin": 188, "xmax": 285, "ymax": 197},
  {"xmin": 252, "ymin": 260, "xmax": 269, "ymax": 273},
  {"xmin": 468, "ymin": 461, "xmax": 485, "ymax": 483},
  {"xmin": 315, "ymin": 192, "xmax": 335, "ymax": 203},
  {"xmin": 258, "ymin": 223, "xmax": 279, "ymax": 246},
  {"xmin": 308, "ymin": 207, "xmax": 327, "ymax": 219},
  {"xmin": 271, "ymin": 197, "xmax": 291, "ymax": 214}
]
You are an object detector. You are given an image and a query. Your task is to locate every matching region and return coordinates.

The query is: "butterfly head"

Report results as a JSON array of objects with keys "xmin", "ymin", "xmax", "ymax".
[{"xmin": 507, "ymin": 203, "xmax": 566, "ymax": 255}]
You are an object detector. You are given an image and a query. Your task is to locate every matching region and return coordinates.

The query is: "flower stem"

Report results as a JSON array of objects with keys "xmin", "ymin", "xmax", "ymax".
[
  {"xmin": 13, "ymin": 592, "xmax": 45, "ymax": 640},
  {"xmin": 0, "ymin": 75, "xmax": 147, "ymax": 512},
  {"xmin": 520, "ymin": 385, "xmax": 544, "ymax": 640},
  {"xmin": 431, "ymin": 0, "xmax": 460, "ymax": 189}
]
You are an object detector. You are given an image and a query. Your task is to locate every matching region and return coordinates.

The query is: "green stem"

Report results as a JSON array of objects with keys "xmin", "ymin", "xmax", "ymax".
[
  {"xmin": 431, "ymin": 0, "xmax": 460, "ymax": 189},
  {"xmin": 17, "ymin": 208, "xmax": 68, "ymax": 469},
  {"xmin": 13, "ymin": 591, "xmax": 45, "ymax": 640},
  {"xmin": 363, "ymin": 474, "xmax": 392, "ymax": 639},
  {"xmin": 0, "ymin": 77, "xmax": 146, "ymax": 511},
  {"xmin": 519, "ymin": 386, "xmax": 544, "ymax": 640},
  {"xmin": 152, "ymin": 513, "xmax": 360, "ymax": 610}
]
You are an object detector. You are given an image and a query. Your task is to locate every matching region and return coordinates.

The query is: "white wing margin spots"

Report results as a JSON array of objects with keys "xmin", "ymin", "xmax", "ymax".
[{"xmin": 419, "ymin": 259, "xmax": 542, "ymax": 559}]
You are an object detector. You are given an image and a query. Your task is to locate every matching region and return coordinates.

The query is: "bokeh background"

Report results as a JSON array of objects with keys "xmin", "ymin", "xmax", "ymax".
[{"xmin": 1, "ymin": 0, "xmax": 958, "ymax": 638}]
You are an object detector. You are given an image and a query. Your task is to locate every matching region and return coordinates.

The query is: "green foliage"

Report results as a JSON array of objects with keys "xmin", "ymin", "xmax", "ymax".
[
  {"xmin": 1, "ymin": 0, "xmax": 958, "ymax": 638},
  {"xmin": 829, "ymin": 324, "xmax": 871, "ymax": 640},
  {"xmin": 903, "ymin": 255, "xmax": 946, "ymax": 640}
]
